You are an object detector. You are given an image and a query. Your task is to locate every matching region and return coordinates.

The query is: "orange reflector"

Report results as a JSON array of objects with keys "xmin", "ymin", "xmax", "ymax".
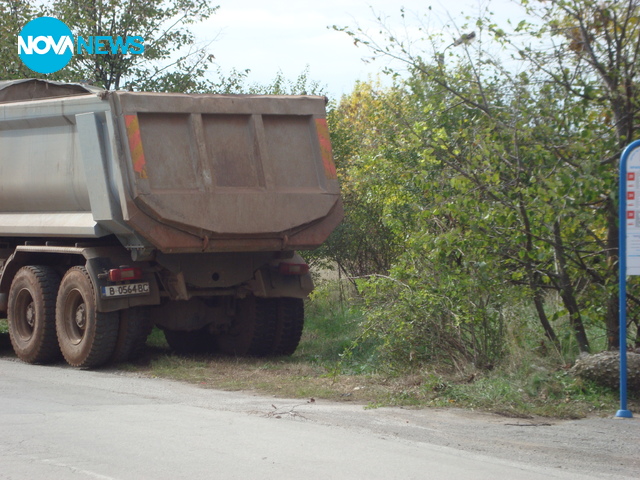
[
  {"xmin": 278, "ymin": 262, "xmax": 310, "ymax": 276},
  {"xmin": 315, "ymin": 118, "xmax": 337, "ymax": 180},
  {"xmin": 108, "ymin": 267, "xmax": 143, "ymax": 282}
]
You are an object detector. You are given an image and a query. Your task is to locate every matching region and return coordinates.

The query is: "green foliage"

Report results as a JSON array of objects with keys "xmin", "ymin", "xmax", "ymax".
[
  {"xmin": 315, "ymin": 82, "xmax": 409, "ymax": 281},
  {"xmin": 422, "ymin": 367, "xmax": 619, "ymax": 418},
  {"xmin": 0, "ymin": 0, "xmax": 220, "ymax": 92},
  {"xmin": 50, "ymin": 0, "xmax": 218, "ymax": 91},
  {"xmin": 0, "ymin": 0, "xmax": 46, "ymax": 80},
  {"xmin": 327, "ymin": 0, "xmax": 640, "ymax": 372},
  {"xmin": 246, "ymin": 67, "xmax": 326, "ymax": 95},
  {"xmin": 360, "ymin": 307, "xmax": 624, "ymax": 416},
  {"xmin": 146, "ymin": 326, "xmax": 169, "ymax": 350},
  {"xmin": 358, "ymin": 257, "xmax": 508, "ymax": 371}
]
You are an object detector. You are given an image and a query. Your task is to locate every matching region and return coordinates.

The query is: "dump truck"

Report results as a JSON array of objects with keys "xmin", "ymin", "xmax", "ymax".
[{"xmin": 0, "ymin": 79, "xmax": 342, "ymax": 368}]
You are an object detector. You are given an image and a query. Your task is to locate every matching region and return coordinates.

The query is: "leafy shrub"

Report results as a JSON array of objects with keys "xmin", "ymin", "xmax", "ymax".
[{"xmin": 357, "ymin": 256, "xmax": 507, "ymax": 373}]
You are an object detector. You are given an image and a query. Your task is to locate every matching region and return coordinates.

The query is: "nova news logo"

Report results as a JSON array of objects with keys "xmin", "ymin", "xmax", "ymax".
[{"xmin": 18, "ymin": 17, "xmax": 144, "ymax": 74}]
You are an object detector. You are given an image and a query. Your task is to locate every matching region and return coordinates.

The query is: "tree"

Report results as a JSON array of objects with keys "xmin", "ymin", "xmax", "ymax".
[
  {"xmin": 328, "ymin": 1, "xmax": 639, "ymax": 363},
  {"xmin": 510, "ymin": 0, "xmax": 640, "ymax": 350},
  {"xmin": 49, "ymin": 0, "xmax": 218, "ymax": 91},
  {"xmin": 315, "ymin": 81, "xmax": 406, "ymax": 283},
  {"xmin": 0, "ymin": 0, "xmax": 43, "ymax": 79}
]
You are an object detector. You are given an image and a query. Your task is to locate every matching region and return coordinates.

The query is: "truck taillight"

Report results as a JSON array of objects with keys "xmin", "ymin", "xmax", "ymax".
[
  {"xmin": 108, "ymin": 267, "xmax": 143, "ymax": 282},
  {"xmin": 278, "ymin": 262, "xmax": 310, "ymax": 276}
]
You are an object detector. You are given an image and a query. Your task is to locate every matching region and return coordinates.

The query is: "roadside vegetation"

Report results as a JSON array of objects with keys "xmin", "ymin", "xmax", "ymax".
[{"xmin": 109, "ymin": 278, "xmax": 630, "ymax": 419}]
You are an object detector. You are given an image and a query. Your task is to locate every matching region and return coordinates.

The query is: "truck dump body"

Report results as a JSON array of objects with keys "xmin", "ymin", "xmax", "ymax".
[
  {"xmin": 0, "ymin": 79, "xmax": 342, "ymax": 253},
  {"xmin": 0, "ymin": 79, "xmax": 342, "ymax": 367}
]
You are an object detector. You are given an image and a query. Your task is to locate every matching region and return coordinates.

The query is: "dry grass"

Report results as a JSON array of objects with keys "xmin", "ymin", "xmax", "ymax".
[{"xmin": 124, "ymin": 349, "xmax": 397, "ymax": 405}]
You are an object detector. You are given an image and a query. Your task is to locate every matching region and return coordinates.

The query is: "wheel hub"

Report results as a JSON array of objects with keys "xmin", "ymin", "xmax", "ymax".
[
  {"xmin": 25, "ymin": 302, "xmax": 35, "ymax": 328},
  {"xmin": 75, "ymin": 304, "xmax": 87, "ymax": 330}
]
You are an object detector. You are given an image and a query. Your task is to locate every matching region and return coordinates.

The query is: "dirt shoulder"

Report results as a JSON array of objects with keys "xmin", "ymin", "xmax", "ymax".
[
  {"xmin": 113, "ymin": 363, "xmax": 639, "ymax": 479},
  {"xmin": 311, "ymin": 405, "xmax": 639, "ymax": 479},
  {"xmin": 199, "ymin": 386, "xmax": 639, "ymax": 479}
]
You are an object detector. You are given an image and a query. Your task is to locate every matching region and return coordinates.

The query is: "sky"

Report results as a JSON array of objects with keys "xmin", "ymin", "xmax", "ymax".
[{"xmin": 194, "ymin": 0, "xmax": 528, "ymax": 98}]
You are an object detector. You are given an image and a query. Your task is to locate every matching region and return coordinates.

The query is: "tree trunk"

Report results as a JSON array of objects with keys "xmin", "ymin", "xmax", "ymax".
[
  {"xmin": 518, "ymin": 200, "xmax": 560, "ymax": 345},
  {"xmin": 553, "ymin": 221, "xmax": 590, "ymax": 352},
  {"xmin": 532, "ymin": 285, "xmax": 559, "ymax": 345}
]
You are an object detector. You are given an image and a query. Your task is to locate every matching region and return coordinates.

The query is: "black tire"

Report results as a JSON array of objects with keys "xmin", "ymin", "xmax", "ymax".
[
  {"xmin": 7, "ymin": 266, "xmax": 61, "ymax": 364},
  {"xmin": 56, "ymin": 266, "xmax": 119, "ymax": 368},
  {"xmin": 163, "ymin": 327, "xmax": 216, "ymax": 354},
  {"xmin": 111, "ymin": 307, "xmax": 153, "ymax": 363},
  {"xmin": 217, "ymin": 296, "xmax": 277, "ymax": 357},
  {"xmin": 272, "ymin": 298, "xmax": 305, "ymax": 356}
]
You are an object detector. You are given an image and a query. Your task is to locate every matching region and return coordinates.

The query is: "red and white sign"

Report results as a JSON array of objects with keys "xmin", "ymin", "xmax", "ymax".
[{"xmin": 626, "ymin": 148, "xmax": 640, "ymax": 275}]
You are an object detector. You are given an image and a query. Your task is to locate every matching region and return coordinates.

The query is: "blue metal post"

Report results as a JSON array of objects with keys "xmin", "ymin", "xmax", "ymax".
[{"xmin": 616, "ymin": 141, "xmax": 640, "ymax": 419}]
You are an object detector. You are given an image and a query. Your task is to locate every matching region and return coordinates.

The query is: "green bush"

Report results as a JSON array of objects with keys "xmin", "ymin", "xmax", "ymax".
[{"xmin": 356, "ymin": 257, "xmax": 508, "ymax": 373}]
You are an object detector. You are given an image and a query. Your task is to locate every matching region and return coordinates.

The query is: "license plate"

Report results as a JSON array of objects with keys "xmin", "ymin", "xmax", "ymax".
[{"xmin": 101, "ymin": 282, "xmax": 150, "ymax": 298}]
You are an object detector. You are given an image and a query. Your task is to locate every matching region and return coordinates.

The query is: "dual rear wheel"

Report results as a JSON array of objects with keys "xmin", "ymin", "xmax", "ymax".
[
  {"xmin": 216, "ymin": 296, "xmax": 304, "ymax": 357},
  {"xmin": 7, "ymin": 265, "xmax": 150, "ymax": 368},
  {"xmin": 7, "ymin": 266, "xmax": 60, "ymax": 364},
  {"xmin": 55, "ymin": 266, "xmax": 119, "ymax": 368},
  {"xmin": 164, "ymin": 297, "xmax": 304, "ymax": 357}
]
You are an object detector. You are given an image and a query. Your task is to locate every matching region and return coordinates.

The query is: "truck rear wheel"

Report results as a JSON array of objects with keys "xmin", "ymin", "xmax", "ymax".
[
  {"xmin": 56, "ymin": 266, "xmax": 118, "ymax": 368},
  {"xmin": 7, "ymin": 266, "xmax": 61, "ymax": 364},
  {"xmin": 111, "ymin": 307, "xmax": 153, "ymax": 363},
  {"xmin": 217, "ymin": 296, "xmax": 277, "ymax": 356},
  {"xmin": 272, "ymin": 298, "xmax": 304, "ymax": 356}
]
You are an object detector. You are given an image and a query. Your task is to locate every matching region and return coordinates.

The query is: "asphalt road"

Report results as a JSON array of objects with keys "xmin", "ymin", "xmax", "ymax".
[{"xmin": 0, "ymin": 358, "xmax": 637, "ymax": 480}]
